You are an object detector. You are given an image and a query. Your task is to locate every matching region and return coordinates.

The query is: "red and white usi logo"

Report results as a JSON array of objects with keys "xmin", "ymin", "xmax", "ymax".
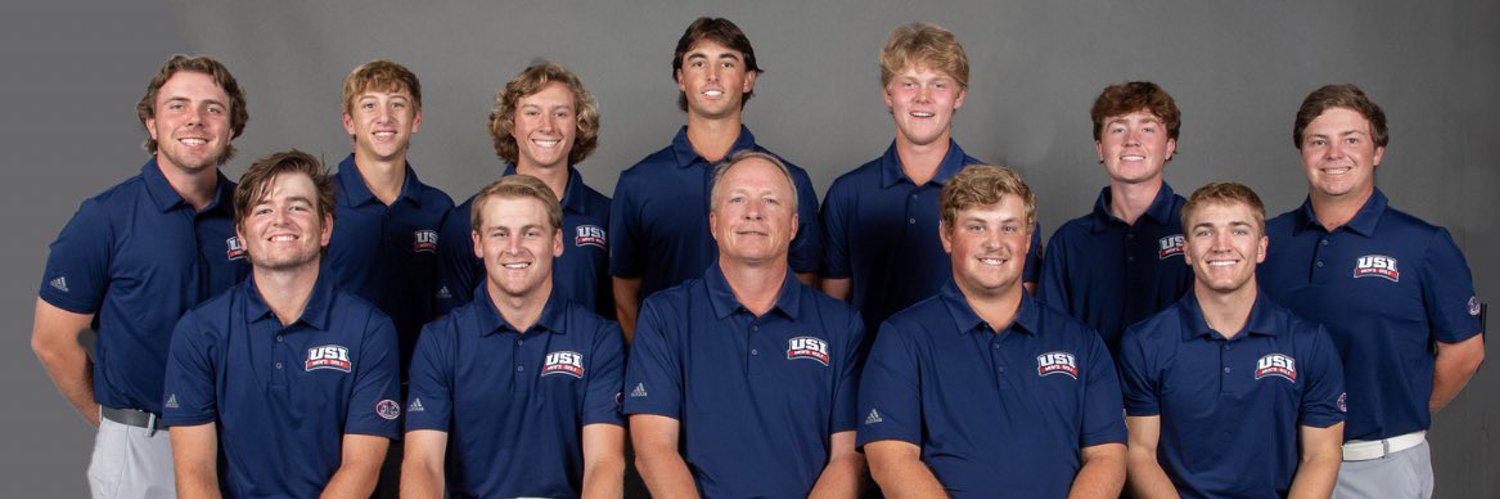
[
  {"xmin": 225, "ymin": 236, "xmax": 246, "ymax": 260},
  {"xmin": 1254, "ymin": 353, "xmax": 1297, "ymax": 382},
  {"xmin": 1353, "ymin": 255, "xmax": 1399, "ymax": 282},
  {"xmin": 576, "ymin": 225, "xmax": 607, "ymax": 249},
  {"xmin": 1158, "ymin": 234, "xmax": 1185, "ymax": 259},
  {"xmin": 413, "ymin": 229, "xmax": 438, "ymax": 253},
  {"xmin": 787, "ymin": 336, "xmax": 831, "ymax": 366},
  {"xmin": 1036, "ymin": 351, "xmax": 1079, "ymax": 379},
  {"xmin": 306, "ymin": 345, "xmax": 352, "ymax": 373},
  {"xmin": 542, "ymin": 350, "xmax": 585, "ymax": 378}
]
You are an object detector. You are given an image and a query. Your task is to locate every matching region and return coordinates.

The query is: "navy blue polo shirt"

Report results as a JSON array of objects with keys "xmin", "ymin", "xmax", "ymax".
[
  {"xmin": 407, "ymin": 285, "xmax": 624, "ymax": 498},
  {"xmin": 622, "ymin": 263, "xmax": 864, "ymax": 498},
  {"xmin": 609, "ymin": 126, "xmax": 823, "ymax": 302},
  {"xmin": 1259, "ymin": 189, "xmax": 1481, "ymax": 441},
  {"xmin": 857, "ymin": 282, "xmax": 1125, "ymax": 498},
  {"xmin": 1119, "ymin": 291, "xmax": 1345, "ymax": 498},
  {"xmin": 820, "ymin": 140, "xmax": 1042, "ymax": 330},
  {"xmin": 435, "ymin": 165, "xmax": 612, "ymax": 319},
  {"xmin": 161, "ymin": 273, "xmax": 401, "ymax": 498},
  {"xmin": 39, "ymin": 158, "xmax": 249, "ymax": 415},
  {"xmin": 1039, "ymin": 183, "xmax": 1192, "ymax": 355},
  {"xmin": 325, "ymin": 154, "xmax": 453, "ymax": 371}
]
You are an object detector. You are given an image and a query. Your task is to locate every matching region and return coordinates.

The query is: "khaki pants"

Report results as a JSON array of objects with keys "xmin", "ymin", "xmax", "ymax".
[
  {"xmin": 1334, "ymin": 440, "xmax": 1434, "ymax": 499},
  {"xmin": 87, "ymin": 415, "xmax": 176, "ymax": 499}
]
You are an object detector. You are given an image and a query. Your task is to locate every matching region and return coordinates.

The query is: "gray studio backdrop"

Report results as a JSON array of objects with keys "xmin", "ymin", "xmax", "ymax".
[{"xmin": 4, "ymin": 1, "xmax": 1496, "ymax": 496}]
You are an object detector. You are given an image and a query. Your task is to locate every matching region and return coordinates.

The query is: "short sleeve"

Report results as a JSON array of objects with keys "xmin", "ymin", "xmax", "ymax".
[
  {"xmin": 161, "ymin": 311, "xmax": 218, "ymax": 427},
  {"xmin": 608, "ymin": 177, "xmax": 646, "ymax": 278},
  {"xmin": 788, "ymin": 168, "xmax": 823, "ymax": 275},
  {"xmin": 620, "ymin": 299, "xmax": 682, "ymax": 418},
  {"xmin": 1299, "ymin": 325, "xmax": 1347, "ymax": 428},
  {"xmin": 404, "ymin": 320, "xmax": 454, "ymax": 432},
  {"xmin": 1038, "ymin": 230, "xmax": 1070, "ymax": 309},
  {"xmin": 1024, "ymin": 222, "xmax": 1044, "ymax": 283},
  {"xmin": 1080, "ymin": 334, "xmax": 1127, "ymax": 447},
  {"xmin": 433, "ymin": 203, "xmax": 480, "ymax": 317},
  {"xmin": 1420, "ymin": 228, "xmax": 1482, "ymax": 343},
  {"xmin": 818, "ymin": 181, "xmax": 853, "ymax": 279},
  {"xmin": 831, "ymin": 310, "xmax": 866, "ymax": 432},
  {"xmin": 1117, "ymin": 325, "xmax": 1160, "ymax": 416},
  {"xmin": 855, "ymin": 322, "xmax": 922, "ymax": 448},
  {"xmin": 39, "ymin": 199, "xmax": 112, "ymax": 313},
  {"xmin": 583, "ymin": 321, "xmax": 627, "ymax": 426},
  {"xmin": 346, "ymin": 312, "xmax": 401, "ymax": 438}
]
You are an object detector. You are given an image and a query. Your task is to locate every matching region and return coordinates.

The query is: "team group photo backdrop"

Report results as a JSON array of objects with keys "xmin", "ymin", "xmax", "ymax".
[{"xmin": 3, "ymin": 0, "xmax": 1496, "ymax": 496}]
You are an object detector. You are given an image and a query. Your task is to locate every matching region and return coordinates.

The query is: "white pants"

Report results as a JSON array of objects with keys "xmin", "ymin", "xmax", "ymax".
[
  {"xmin": 1333, "ymin": 440, "xmax": 1434, "ymax": 499},
  {"xmin": 87, "ymin": 416, "xmax": 176, "ymax": 499}
]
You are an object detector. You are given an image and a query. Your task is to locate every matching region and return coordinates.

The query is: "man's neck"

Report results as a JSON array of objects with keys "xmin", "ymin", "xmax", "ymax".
[
  {"xmin": 720, "ymin": 258, "xmax": 787, "ymax": 317},
  {"xmin": 353, "ymin": 151, "xmax": 408, "ymax": 206},
  {"xmin": 156, "ymin": 155, "xmax": 219, "ymax": 211},
  {"xmin": 685, "ymin": 113, "xmax": 743, "ymax": 163},
  {"xmin": 1195, "ymin": 283, "xmax": 1257, "ymax": 340},
  {"xmin": 1108, "ymin": 178, "xmax": 1163, "ymax": 225},
  {"xmin": 894, "ymin": 133, "xmax": 951, "ymax": 186},
  {"xmin": 488, "ymin": 280, "xmax": 551, "ymax": 333},
  {"xmin": 1308, "ymin": 187, "xmax": 1374, "ymax": 231},
  {"xmin": 254, "ymin": 265, "xmax": 320, "ymax": 326},
  {"xmin": 514, "ymin": 161, "xmax": 570, "ymax": 202},
  {"xmin": 958, "ymin": 281, "xmax": 1024, "ymax": 333}
]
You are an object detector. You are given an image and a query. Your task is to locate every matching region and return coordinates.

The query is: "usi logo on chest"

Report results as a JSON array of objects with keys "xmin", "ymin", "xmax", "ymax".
[
  {"xmin": 1353, "ymin": 255, "xmax": 1399, "ymax": 282},
  {"xmin": 542, "ymin": 350, "xmax": 585, "ymax": 378},
  {"xmin": 787, "ymin": 336, "xmax": 831, "ymax": 366},
  {"xmin": 1036, "ymin": 351, "xmax": 1079, "ymax": 379},
  {"xmin": 306, "ymin": 345, "xmax": 352, "ymax": 373},
  {"xmin": 1158, "ymin": 235, "xmax": 1185, "ymax": 259},
  {"xmin": 413, "ymin": 229, "xmax": 439, "ymax": 253},
  {"xmin": 1254, "ymin": 353, "xmax": 1297, "ymax": 382},
  {"xmin": 575, "ymin": 225, "xmax": 607, "ymax": 249}
]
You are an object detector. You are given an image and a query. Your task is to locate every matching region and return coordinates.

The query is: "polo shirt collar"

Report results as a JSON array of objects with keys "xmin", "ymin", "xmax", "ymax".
[
  {"xmin": 1292, "ymin": 188, "xmax": 1387, "ymax": 237},
  {"xmin": 1177, "ymin": 290, "xmax": 1281, "ymax": 341},
  {"xmin": 502, "ymin": 163, "xmax": 591, "ymax": 215},
  {"xmin": 937, "ymin": 280, "xmax": 1039, "ymax": 336},
  {"xmin": 335, "ymin": 154, "xmax": 424, "ymax": 208},
  {"xmin": 244, "ymin": 270, "xmax": 336, "ymax": 330},
  {"xmin": 1088, "ymin": 182, "xmax": 1179, "ymax": 233},
  {"xmin": 877, "ymin": 139, "xmax": 970, "ymax": 188},
  {"xmin": 703, "ymin": 261, "xmax": 802, "ymax": 320},
  {"xmin": 141, "ymin": 157, "xmax": 235, "ymax": 215},
  {"xmin": 670, "ymin": 125, "xmax": 758, "ymax": 168},
  {"xmin": 471, "ymin": 283, "xmax": 565, "ymax": 337}
]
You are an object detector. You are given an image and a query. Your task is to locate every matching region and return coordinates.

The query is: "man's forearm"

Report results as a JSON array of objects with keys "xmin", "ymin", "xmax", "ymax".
[
  {"xmin": 866, "ymin": 442, "xmax": 946, "ymax": 499},
  {"xmin": 1430, "ymin": 334, "xmax": 1484, "ymax": 413},
  {"xmin": 1069, "ymin": 444, "xmax": 1126, "ymax": 499},
  {"xmin": 400, "ymin": 453, "xmax": 444, "ymax": 499},
  {"xmin": 808, "ymin": 451, "xmax": 864, "ymax": 498},
  {"xmin": 1125, "ymin": 450, "xmax": 1178, "ymax": 499},
  {"xmin": 612, "ymin": 277, "xmax": 641, "ymax": 342},
  {"xmin": 31, "ymin": 299, "xmax": 101, "ymax": 426},
  {"xmin": 582, "ymin": 454, "xmax": 626, "ymax": 499},
  {"xmin": 635, "ymin": 448, "xmax": 699, "ymax": 499}
]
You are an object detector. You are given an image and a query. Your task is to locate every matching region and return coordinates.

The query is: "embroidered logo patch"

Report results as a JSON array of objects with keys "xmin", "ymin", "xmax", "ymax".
[
  {"xmin": 1468, "ymin": 296, "xmax": 1481, "ymax": 317},
  {"xmin": 575, "ymin": 225, "xmax": 607, "ymax": 249},
  {"xmin": 306, "ymin": 344, "xmax": 352, "ymax": 373},
  {"xmin": 375, "ymin": 399, "xmax": 401, "ymax": 420},
  {"xmin": 1353, "ymin": 255, "xmax": 1399, "ymax": 282},
  {"xmin": 1036, "ymin": 351, "xmax": 1079, "ymax": 379},
  {"xmin": 1337, "ymin": 392, "xmax": 1348, "ymax": 413},
  {"xmin": 541, "ymin": 350, "xmax": 585, "ymax": 378},
  {"xmin": 226, "ymin": 236, "xmax": 246, "ymax": 260},
  {"xmin": 1254, "ymin": 353, "xmax": 1297, "ymax": 382},
  {"xmin": 413, "ymin": 229, "xmax": 438, "ymax": 253},
  {"xmin": 1158, "ymin": 234, "xmax": 1185, "ymax": 259},
  {"xmin": 864, "ymin": 409, "xmax": 884, "ymax": 425},
  {"xmin": 786, "ymin": 336, "xmax": 831, "ymax": 366},
  {"xmin": 408, "ymin": 398, "xmax": 425, "ymax": 413}
]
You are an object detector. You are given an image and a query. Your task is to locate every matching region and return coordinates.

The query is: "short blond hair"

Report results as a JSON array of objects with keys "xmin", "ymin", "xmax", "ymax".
[
  {"xmin": 469, "ymin": 174, "xmax": 563, "ymax": 234},
  {"xmin": 879, "ymin": 22, "xmax": 969, "ymax": 91},
  {"xmin": 1181, "ymin": 182, "xmax": 1266, "ymax": 233},
  {"xmin": 341, "ymin": 59, "xmax": 422, "ymax": 115},
  {"xmin": 939, "ymin": 164, "xmax": 1036, "ymax": 231}
]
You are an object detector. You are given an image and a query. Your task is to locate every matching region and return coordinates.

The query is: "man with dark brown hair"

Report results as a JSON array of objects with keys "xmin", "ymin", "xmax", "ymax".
[{"xmin": 32, "ymin": 54, "xmax": 250, "ymax": 498}]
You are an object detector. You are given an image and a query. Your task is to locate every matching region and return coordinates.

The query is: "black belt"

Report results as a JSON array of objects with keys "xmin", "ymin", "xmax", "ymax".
[{"xmin": 101, "ymin": 406, "xmax": 165, "ymax": 433}]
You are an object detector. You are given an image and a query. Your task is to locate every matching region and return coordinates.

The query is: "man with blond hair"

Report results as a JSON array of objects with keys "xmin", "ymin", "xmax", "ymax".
[
  {"xmin": 437, "ymin": 62, "xmax": 612, "ymax": 319},
  {"xmin": 405, "ymin": 174, "xmax": 625, "ymax": 498},
  {"xmin": 32, "ymin": 54, "xmax": 251, "ymax": 498},
  {"xmin": 821, "ymin": 22, "xmax": 1040, "ymax": 331},
  {"xmin": 859, "ymin": 165, "xmax": 1126, "ymax": 498},
  {"xmin": 1121, "ymin": 182, "xmax": 1345, "ymax": 498}
]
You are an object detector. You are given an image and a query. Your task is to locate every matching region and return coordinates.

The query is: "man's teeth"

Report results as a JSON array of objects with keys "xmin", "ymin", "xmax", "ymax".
[
  {"xmin": 533, "ymin": 139, "xmax": 560, "ymax": 148},
  {"xmin": 180, "ymin": 138, "xmax": 206, "ymax": 145},
  {"xmin": 979, "ymin": 257, "xmax": 1005, "ymax": 265},
  {"xmin": 270, "ymin": 235, "xmax": 296, "ymax": 242},
  {"xmin": 911, "ymin": 111, "xmax": 935, "ymax": 118},
  {"xmin": 374, "ymin": 131, "xmax": 396, "ymax": 137},
  {"xmin": 502, "ymin": 262, "xmax": 530, "ymax": 269},
  {"xmin": 704, "ymin": 89, "xmax": 723, "ymax": 96},
  {"xmin": 1122, "ymin": 154, "xmax": 1145, "ymax": 161},
  {"xmin": 1208, "ymin": 260, "xmax": 1237, "ymax": 267}
]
